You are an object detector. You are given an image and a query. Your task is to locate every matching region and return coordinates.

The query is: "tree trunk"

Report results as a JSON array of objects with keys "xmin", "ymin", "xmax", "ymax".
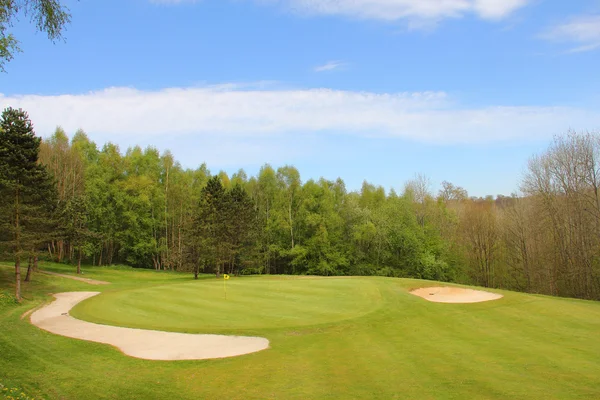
[
  {"xmin": 15, "ymin": 256, "xmax": 21, "ymax": 301},
  {"xmin": 58, "ymin": 240, "xmax": 64, "ymax": 263},
  {"xmin": 77, "ymin": 247, "xmax": 82, "ymax": 274},
  {"xmin": 177, "ymin": 225, "xmax": 182, "ymax": 271},
  {"xmin": 15, "ymin": 186, "xmax": 21, "ymax": 301},
  {"xmin": 165, "ymin": 163, "xmax": 170, "ymax": 269},
  {"xmin": 25, "ymin": 256, "xmax": 33, "ymax": 282},
  {"xmin": 108, "ymin": 240, "xmax": 114, "ymax": 265},
  {"xmin": 289, "ymin": 202, "xmax": 294, "ymax": 249}
]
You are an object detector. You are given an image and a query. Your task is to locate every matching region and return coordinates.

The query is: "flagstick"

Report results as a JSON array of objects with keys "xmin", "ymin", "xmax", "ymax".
[{"xmin": 224, "ymin": 276, "xmax": 227, "ymax": 300}]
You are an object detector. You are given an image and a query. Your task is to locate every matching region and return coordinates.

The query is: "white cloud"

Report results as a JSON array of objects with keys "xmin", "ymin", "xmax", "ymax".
[
  {"xmin": 541, "ymin": 15, "xmax": 600, "ymax": 53},
  {"xmin": 314, "ymin": 61, "xmax": 346, "ymax": 72},
  {"xmin": 153, "ymin": 0, "xmax": 529, "ymax": 21},
  {"xmin": 1, "ymin": 85, "xmax": 597, "ymax": 147},
  {"xmin": 272, "ymin": 0, "xmax": 529, "ymax": 21},
  {"xmin": 472, "ymin": 0, "xmax": 529, "ymax": 20}
]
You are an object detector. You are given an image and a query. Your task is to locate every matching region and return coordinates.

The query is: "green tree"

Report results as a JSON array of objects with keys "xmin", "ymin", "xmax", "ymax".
[
  {"xmin": 1, "ymin": 0, "xmax": 71, "ymax": 71},
  {"xmin": 0, "ymin": 107, "xmax": 56, "ymax": 300},
  {"xmin": 85, "ymin": 142, "xmax": 123, "ymax": 266},
  {"xmin": 189, "ymin": 176, "xmax": 227, "ymax": 278},
  {"xmin": 62, "ymin": 195, "xmax": 95, "ymax": 274},
  {"xmin": 276, "ymin": 165, "xmax": 301, "ymax": 250},
  {"xmin": 114, "ymin": 146, "xmax": 164, "ymax": 269},
  {"xmin": 225, "ymin": 183, "xmax": 257, "ymax": 275},
  {"xmin": 39, "ymin": 127, "xmax": 86, "ymax": 262},
  {"xmin": 254, "ymin": 165, "xmax": 278, "ymax": 273}
]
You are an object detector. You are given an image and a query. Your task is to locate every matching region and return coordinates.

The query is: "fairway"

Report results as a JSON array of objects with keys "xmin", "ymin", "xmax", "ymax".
[{"xmin": 2, "ymin": 264, "xmax": 600, "ymax": 399}]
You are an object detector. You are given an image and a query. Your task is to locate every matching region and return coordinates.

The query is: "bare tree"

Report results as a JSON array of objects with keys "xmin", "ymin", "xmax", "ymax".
[
  {"xmin": 521, "ymin": 131, "xmax": 600, "ymax": 299},
  {"xmin": 459, "ymin": 199, "xmax": 499, "ymax": 288}
]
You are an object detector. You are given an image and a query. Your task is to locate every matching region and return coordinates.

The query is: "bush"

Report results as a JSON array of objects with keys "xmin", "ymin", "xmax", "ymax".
[
  {"xmin": 239, "ymin": 267, "xmax": 263, "ymax": 275},
  {"xmin": 418, "ymin": 253, "xmax": 450, "ymax": 282}
]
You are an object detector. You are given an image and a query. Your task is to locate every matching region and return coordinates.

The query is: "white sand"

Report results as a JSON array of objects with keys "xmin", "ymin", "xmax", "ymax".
[
  {"xmin": 30, "ymin": 292, "xmax": 270, "ymax": 361},
  {"xmin": 410, "ymin": 287, "xmax": 503, "ymax": 303}
]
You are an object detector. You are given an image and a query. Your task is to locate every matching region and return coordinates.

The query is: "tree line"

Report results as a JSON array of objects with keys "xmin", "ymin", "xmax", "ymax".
[{"xmin": 1, "ymin": 108, "xmax": 599, "ymax": 301}]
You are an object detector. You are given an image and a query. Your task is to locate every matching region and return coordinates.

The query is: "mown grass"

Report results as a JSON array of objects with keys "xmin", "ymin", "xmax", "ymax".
[
  {"xmin": 71, "ymin": 276, "xmax": 383, "ymax": 333},
  {"xmin": 1, "ymin": 261, "xmax": 600, "ymax": 399}
]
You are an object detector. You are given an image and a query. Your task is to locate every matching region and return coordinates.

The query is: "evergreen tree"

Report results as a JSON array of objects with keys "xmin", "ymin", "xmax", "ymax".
[
  {"xmin": 0, "ymin": 107, "xmax": 57, "ymax": 300},
  {"xmin": 225, "ymin": 183, "xmax": 258, "ymax": 275},
  {"xmin": 189, "ymin": 176, "xmax": 227, "ymax": 278}
]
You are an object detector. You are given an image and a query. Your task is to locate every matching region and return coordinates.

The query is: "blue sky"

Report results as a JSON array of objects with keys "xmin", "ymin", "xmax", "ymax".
[{"xmin": 2, "ymin": 0, "xmax": 600, "ymax": 197}]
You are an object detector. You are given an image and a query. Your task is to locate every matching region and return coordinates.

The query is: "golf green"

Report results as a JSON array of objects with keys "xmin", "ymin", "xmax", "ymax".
[{"xmin": 70, "ymin": 277, "xmax": 384, "ymax": 332}]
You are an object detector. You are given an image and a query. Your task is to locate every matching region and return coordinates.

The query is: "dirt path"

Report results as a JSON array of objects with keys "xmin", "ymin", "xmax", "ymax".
[
  {"xmin": 410, "ymin": 287, "xmax": 503, "ymax": 303},
  {"xmin": 39, "ymin": 270, "xmax": 110, "ymax": 285},
  {"xmin": 30, "ymin": 292, "xmax": 270, "ymax": 360}
]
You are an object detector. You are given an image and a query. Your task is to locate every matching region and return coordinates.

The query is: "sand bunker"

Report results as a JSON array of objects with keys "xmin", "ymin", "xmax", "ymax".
[
  {"xmin": 30, "ymin": 292, "xmax": 269, "ymax": 361},
  {"xmin": 410, "ymin": 287, "xmax": 503, "ymax": 303}
]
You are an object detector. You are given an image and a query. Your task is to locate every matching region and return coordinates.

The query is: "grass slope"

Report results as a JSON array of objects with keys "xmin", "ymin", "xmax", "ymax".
[{"xmin": 1, "ymin": 262, "xmax": 600, "ymax": 399}]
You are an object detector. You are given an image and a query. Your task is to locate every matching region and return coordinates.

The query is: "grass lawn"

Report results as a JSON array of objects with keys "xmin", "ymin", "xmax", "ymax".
[{"xmin": 1, "ymin": 262, "xmax": 600, "ymax": 399}]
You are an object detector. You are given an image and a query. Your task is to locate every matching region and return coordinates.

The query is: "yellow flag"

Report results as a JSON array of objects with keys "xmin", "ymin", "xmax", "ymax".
[{"xmin": 224, "ymin": 274, "xmax": 230, "ymax": 280}]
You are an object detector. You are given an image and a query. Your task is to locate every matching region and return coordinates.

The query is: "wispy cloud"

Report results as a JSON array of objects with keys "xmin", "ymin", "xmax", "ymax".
[
  {"xmin": 314, "ymin": 61, "xmax": 346, "ymax": 72},
  {"xmin": 2, "ymin": 85, "xmax": 597, "ymax": 146},
  {"xmin": 275, "ymin": 0, "xmax": 529, "ymax": 21},
  {"xmin": 472, "ymin": 0, "xmax": 529, "ymax": 20},
  {"xmin": 541, "ymin": 15, "xmax": 600, "ymax": 53},
  {"xmin": 153, "ymin": 0, "xmax": 530, "ymax": 22}
]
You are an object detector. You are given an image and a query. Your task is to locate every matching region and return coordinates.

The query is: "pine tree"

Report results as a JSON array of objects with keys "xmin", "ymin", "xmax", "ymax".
[
  {"xmin": 188, "ymin": 176, "xmax": 227, "ymax": 278},
  {"xmin": 0, "ymin": 107, "xmax": 57, "ymax": 300},
  {"xmin": 225, "ymin": 184, "xmax": 258, "ymax": 275}
]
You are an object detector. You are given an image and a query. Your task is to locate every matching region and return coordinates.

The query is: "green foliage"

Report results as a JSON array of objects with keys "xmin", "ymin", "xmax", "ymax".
[
  {"xmin": 0, "ymin": 108, "xmax": 58, "ymax": 298},
  {"xmin": 187, "ymin": 176, "xmax": 258, "ymax": 276},
  {"xmin": 18, "ymin": 120, "xmax": 466, "ymax": 282},
  {"xmin": 62, "ymin": 196, "xmax": 93, "ymax": 248},
  {"xmin": 0, "ymin": 0, "xmax": 71, "ymax": 71},
  {"xmin": 417, "ymin": 252, "xmax": 450, "ymax": 281},
  {"xmin": 0, "ymin": 109, "xmax": 477, "ymax": 286}
]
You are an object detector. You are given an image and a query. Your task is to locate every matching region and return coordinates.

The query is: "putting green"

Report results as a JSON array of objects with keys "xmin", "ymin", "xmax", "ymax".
[{"xmin": 70, "ymin": 276, "xmax": 383, "ymax": 332}]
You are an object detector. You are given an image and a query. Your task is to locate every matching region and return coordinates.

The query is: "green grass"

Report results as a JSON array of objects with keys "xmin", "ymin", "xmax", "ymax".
[
  {"xmin": 1, "ymin": 262, "xmax": 600, "ymax": 399},
  {"xmin": 71, "ymin": 277, "xmax": 383, "ymax": 333}
]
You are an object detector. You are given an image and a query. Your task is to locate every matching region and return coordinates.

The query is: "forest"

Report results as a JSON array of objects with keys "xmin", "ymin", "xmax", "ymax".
[{"xmin": 1, "ymin": 107, "xmax": 599, "ymax": 301}]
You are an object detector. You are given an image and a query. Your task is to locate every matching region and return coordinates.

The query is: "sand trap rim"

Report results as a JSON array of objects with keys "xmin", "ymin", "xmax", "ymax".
[
  {"xmin": 409, "ymin": 286, "xmax": 504, "ymax": 303},
  {"xmin": 29, "ymin": 291, "xmax": 270, "ymax": 361}
]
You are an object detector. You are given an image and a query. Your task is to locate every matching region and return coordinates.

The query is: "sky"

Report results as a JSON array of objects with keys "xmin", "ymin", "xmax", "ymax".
[{"xmin": 1, "ymin": 0, "xmax": 600, "ymax": 197}]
